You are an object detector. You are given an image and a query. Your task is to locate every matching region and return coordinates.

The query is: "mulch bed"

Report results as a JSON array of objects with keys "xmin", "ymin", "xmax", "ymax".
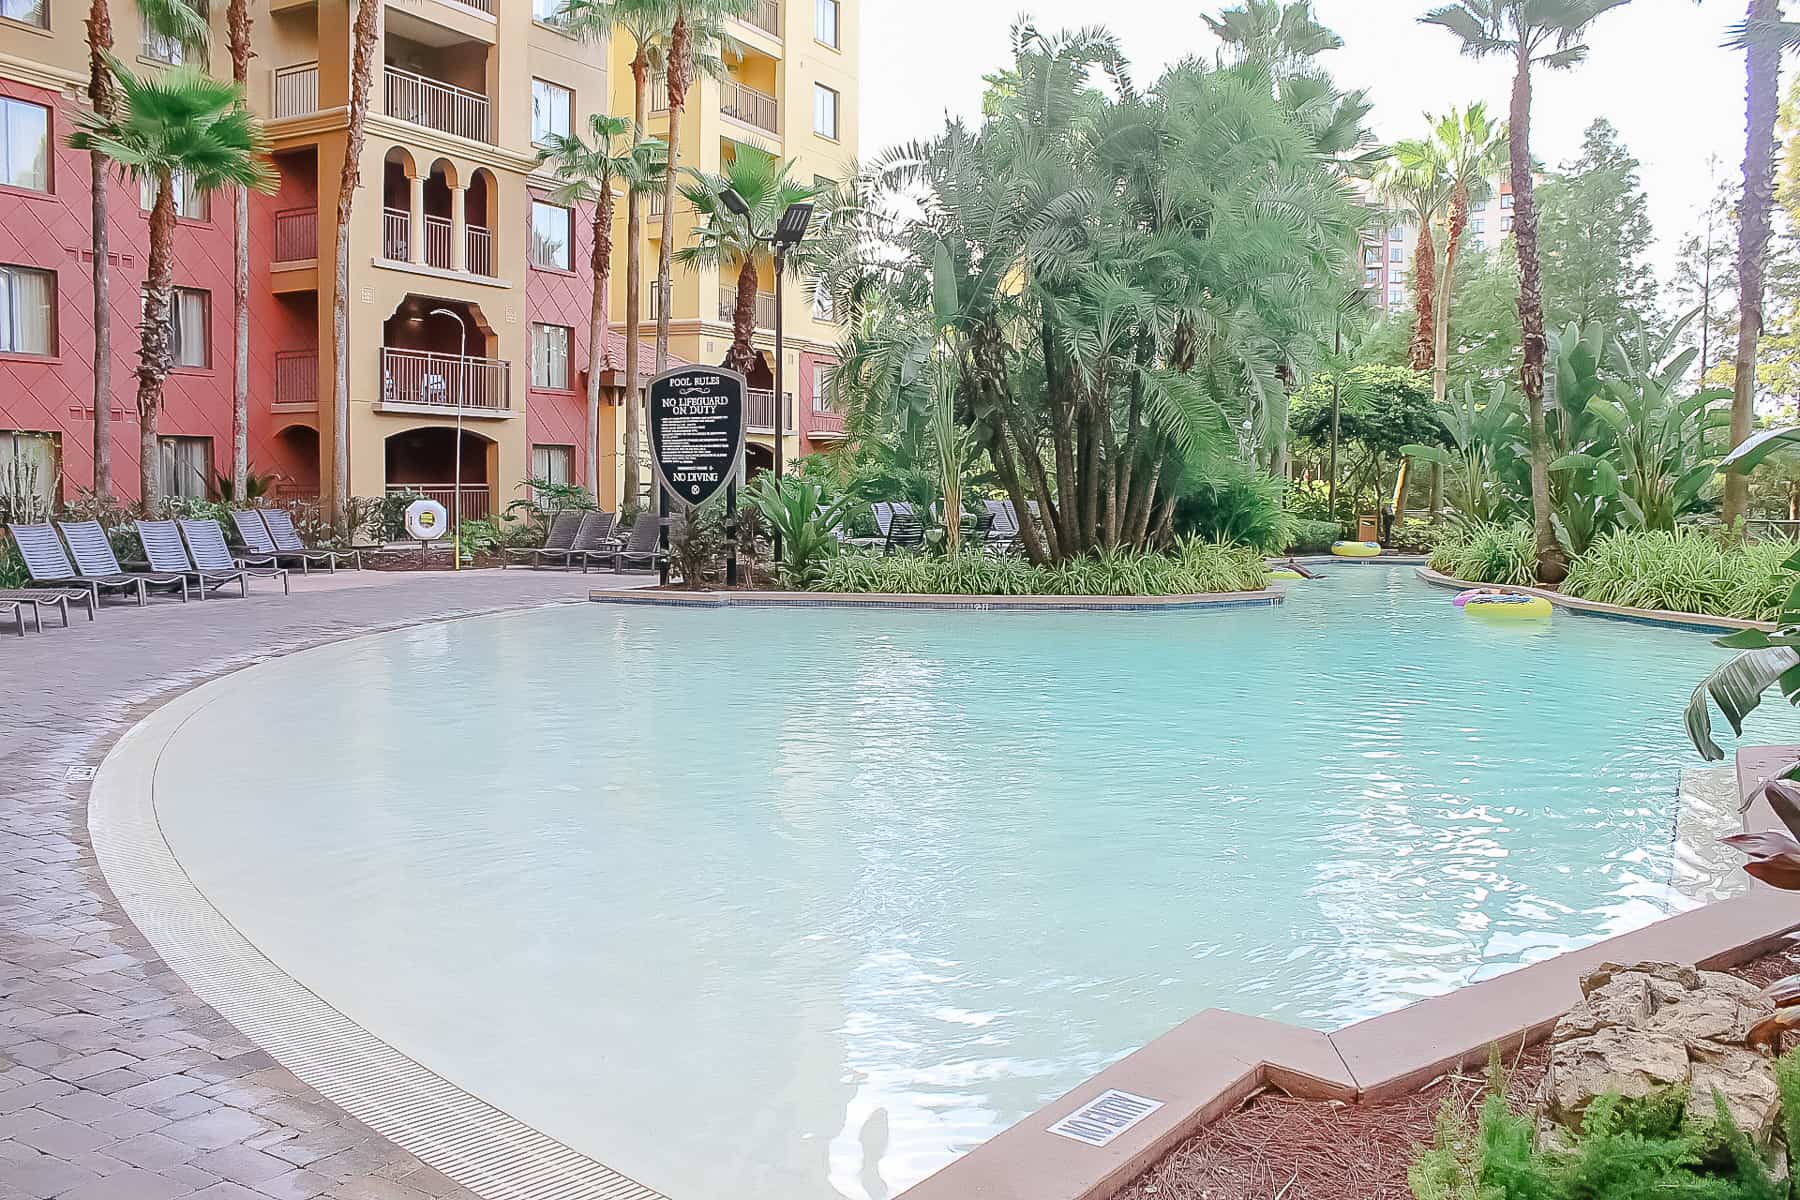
[{"xmin": 1115, "ymin": 944, "xmax": 1800, "ymax": 1200}]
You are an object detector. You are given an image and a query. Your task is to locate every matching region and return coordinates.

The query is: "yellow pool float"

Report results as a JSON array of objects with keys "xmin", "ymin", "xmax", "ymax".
[
  {"xmin": 1463, "ymin": 593, "xmax": 1553, "ymax": 620},
  {"xmin": 1270, "ymin": 568, "xmax": 1306, "ymax": 581},
  {"xmin": 1331, "ymin": 541, "xmax": 1382, "ymax": 558}
]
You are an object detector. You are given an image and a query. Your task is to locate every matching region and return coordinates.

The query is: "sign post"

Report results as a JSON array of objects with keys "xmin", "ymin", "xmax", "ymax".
[{"xmin": 647, "ymin": 366, "xmax": 747, "ymax": 586}]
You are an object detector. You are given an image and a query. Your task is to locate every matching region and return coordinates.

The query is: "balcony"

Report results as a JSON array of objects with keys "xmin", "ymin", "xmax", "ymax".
[
  {"xmin": 424, "ymin": 214, "xmax": 453, "ymax": 270},
  {"xmin": 742, "ymin": 0, "xmax": 780, "ymax": 36},
  {"xmin": 719, "ymin": 284, "xmax": 779, "ymax": 329},
  {"xmin": 385, "ymin": 66, "xmax": 490, "ymax": 143},
  {"xmin": 746, "ymin": 389, "xmax": 796, "ymax": 433},
  {"xmin": 384, "ymin": 208, "xmax": 410, "ymax": 262},
  {"xmin": 273, "ymin": 208, "xmax": 317, "ymax": 263},
  {"xmin": 381, "ymin": 348, "xmax": 511, "ymax": 415},
  {"xmin": 273, "ymin": 63, "xmax": 319, "ymax": 118},
  {"xmin": 274, "ymin": 351, "xmax": 318, "ymax": 410},
  {"xmin": 720, "ymin": 79, "xmax": 778, "ymax": 133},
  {"xmin": 466, "ymin": 226, "xmax": 492, "ymax": 277}
]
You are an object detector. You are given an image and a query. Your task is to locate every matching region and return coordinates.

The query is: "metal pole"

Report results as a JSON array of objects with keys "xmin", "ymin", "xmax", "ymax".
[
  {"xmin": 725, "ymin": 479, "xmax": 738, "ymax": 587},
  {"xmin": 431, "ymin": 308, "xmax": 470, "ymax": 572},
  {"xmin": 1327, "ymin": 317, "xmax": 1341, "ymax": 521},
  {"xmin": 772, "ymin": 243, "xmax": 786, "ymax": 564}
]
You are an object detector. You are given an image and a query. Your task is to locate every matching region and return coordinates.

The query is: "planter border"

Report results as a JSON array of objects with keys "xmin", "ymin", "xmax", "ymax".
[
  {"xmin": 1416, "ymin": 566, "xmax": 1775, "ymax": 634},
  {"xmin": 587, "ymin": 588, "xmax": 1286, "ymax": 613}
]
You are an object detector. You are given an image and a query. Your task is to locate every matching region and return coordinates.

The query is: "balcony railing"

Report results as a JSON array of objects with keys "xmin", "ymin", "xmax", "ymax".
[
  {"xmin": 466, "ymin": 225, "xmax": 492, "ymax": 276},
  {"xmin": 273, "ymin": 63, "xmax": 318, "ymax": 118},
  {"xmin": 273, "ymin": 208, "xmax": 317, "ymax": 263},
  {"xmin": 383, "ymin": 208, "xmax": 409, "ymax": 261},
  {"xmin": 719, "ymin": 284, "xmax": 779, "ymax": 328},
  {"xmin": 385, "ymin": 66, "xmax": 490, "ymax": 143},
  {"xmin": 447, "ymin": 0, "xmax": 494, "ymax": 13},
  {"xmin": 274, "ymin": 351, "xmax": 318, "ymax": 408},
  {"xmin": 386, "ymin": 483, "xmax": 490, "ymax": 522},
  {"xmin": 720, "ymin": 79, "xmax": 778, "ymax": 133},
  {"xmin": 424, "ymin": 214, "xmax": 453, "ymax": 270},
  {"xmin": 745, "ymin": 388, "xmax": 795, "ymax": 432},
  {"xmin": 381, "ymin": 348, "xmax": 511, "ymax": 413},
  {"xmin": 744, "ymin": 0, "xmax": 780, "ymax": 35}
]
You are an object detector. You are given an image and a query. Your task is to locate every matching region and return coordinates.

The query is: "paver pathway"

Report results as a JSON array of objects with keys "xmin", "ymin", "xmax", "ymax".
[{"xmin": 1, "ymin": 569, "xmax": 623, "ymax": 1200}]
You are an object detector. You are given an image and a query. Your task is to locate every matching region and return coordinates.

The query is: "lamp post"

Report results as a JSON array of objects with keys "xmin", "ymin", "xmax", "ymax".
[{"xmin": 428, "ymin": 307, "xmax": 468, "ymax": 571}]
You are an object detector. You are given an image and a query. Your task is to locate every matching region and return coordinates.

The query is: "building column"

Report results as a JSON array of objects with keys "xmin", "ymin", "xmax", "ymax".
[
  {"xmin": 408, "ymin": 172, "xmax": 426, "ymax": 265},
  {"xmin": 449, "ymin": 183, "xmax": 467, "ymax": 273}
]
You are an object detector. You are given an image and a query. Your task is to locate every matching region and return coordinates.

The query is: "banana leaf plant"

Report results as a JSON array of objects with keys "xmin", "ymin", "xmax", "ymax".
[
  {"xmin": 1401, "ymin": 380, "xmax": 1526, "ymax": 525},
  {"xmin": 1718, "ymin": 778, "xmax": 1800, "ymax": 1044},
  {"xmin": 1545, "ymin": 321, "xmax": 1630, "ymax": 557}
]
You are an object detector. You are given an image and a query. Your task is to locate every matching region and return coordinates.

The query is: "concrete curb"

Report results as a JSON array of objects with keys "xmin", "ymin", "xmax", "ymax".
[
  {"xmin": 1415, "ymin": 566, "xmax": 1776, "ymax": 634},
  {"xmin": 587, "ymin": 588, "xmax": 1287, "ymax": 612}
]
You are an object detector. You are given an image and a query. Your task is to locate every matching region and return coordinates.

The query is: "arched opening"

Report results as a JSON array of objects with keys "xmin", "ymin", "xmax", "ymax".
[
  {"xmin": 380, "ymin": 296, "xmax": 507, "ymax": 414},
  {"xmin": 423, "ymin": 158, "xmax": 458, "ymax": 269},
  {"xmin": 271, "ymin": 424, "xmax": 320, "ymax": 501},
  {"xmin": 385, "ymin": 427, "xmax": 494, "ymax": 520},
  {"xmin": 382, "ymin": 147, "xmax": 416, "ymax": 261},
  {"xmin": 467, "ymin": 168, "xmax": 495, "ymax": 276},
  {"xmin": 744, "ymin": 442, "xmax": 774, "ymax": 479}
]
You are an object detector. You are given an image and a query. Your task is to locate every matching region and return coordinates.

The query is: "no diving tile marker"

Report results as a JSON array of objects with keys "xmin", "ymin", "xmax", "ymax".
[
  {"xmin": 1047, "ymin": 1089, "xmax": 1165, "ymax": 1148},
  {"xmin": 66, "ymin": 766, "xmax": 97, "ymax": 782}
]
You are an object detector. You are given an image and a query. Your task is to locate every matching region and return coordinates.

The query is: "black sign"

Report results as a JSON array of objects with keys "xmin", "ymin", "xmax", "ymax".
[{"xmin": 647, "ymin": 367, "xmax": 747, "ymax": 508}]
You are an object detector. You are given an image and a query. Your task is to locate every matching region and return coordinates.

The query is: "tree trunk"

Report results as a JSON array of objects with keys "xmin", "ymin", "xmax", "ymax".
[
  {"xmin": 655, "ymin": 12, "xmax": 690, "ymax": 378},
  {"xmin": 731, "ymin": 258, "xmax": 758, "ymax": 374},
  {"xmin": 229, "ymin": 0, "xmax": 252, "ymax": 500},
  {"xmin": 623, "ymin": 50, "xmax": 649, "ymax": 509},
  {"xmin": 332, "ymin": 0, "xmax": 381, "ymax": 530},
  {"xmin": 137, "ymin": 175, "xmax": 178, "ymax": 509},
  {"xmin": 1726, "ymin": 0, "xmax": 1782, "ymax": 531},
  {"xmin": 586, "ymin": 188, "xmax": 616, "ymax": 493},
  {"xmin": 86, "ymin": 2, "xmax": 114, "ymax": 500},
  {"xmin": 1434, "ymin": 180, "xmax": 1470, "ymax": 412},
  {"xmin": 1509, "ymin": 38, "xmax": 1563, "ymax": 583},
  {"xmin": 1410, "ymin": 220, "xmax": 1438, "ymax": 372}
]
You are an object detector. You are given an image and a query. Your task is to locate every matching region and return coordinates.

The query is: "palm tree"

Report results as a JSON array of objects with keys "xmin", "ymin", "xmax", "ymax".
[
  {"xmin": 227, "ymin": 0, "xmax": 252, "ymax": 499},
  {"xmin": 330, "ymin": 0, "xmax": 380, "ymax": 528},
  {"xmin": 1376, "ymin": 138, "xmax": 1449, "ymax": 372},
  {"xmin": 1723, "ymin": 1, "xmax": 1785, "ymax": 530},
  {"xmin": 538, "ymin": 116, "xmax": 666, "ymax": 492},
  {"xmin": 675, "ymin": 153, "xmax": 820, "ymax": 374},
  {"xmin": 1428, "ymin": 102, "xmax": 1507, "ymax": 413},
  {"xmin": 565, "ymin": 0, "xmax": 674, "ymax": 510},
  {"xmin": 1202, "ymin": 0, "xmax": 1344, "ymax": 74},
  {"xmin": 1422, "ymin": 0, "xmax": 1633, "ymax": 583},
  {"xmin": 70, "ymin": 63, "xmax": 275, "ymax": 508},
  {"xmin": 82, "ymin": 0, "xmax": 209, "ymax": 502}
]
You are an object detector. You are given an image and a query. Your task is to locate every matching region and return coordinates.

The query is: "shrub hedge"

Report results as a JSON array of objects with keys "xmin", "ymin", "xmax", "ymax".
[{"xmin": 810, "ymin": 540, "xmax": 1270, "ymax": 597}]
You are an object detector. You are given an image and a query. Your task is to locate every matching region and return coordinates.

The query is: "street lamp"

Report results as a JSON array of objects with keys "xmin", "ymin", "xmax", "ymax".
[
  {"xmin": 428, "ymin": 307, "xmax": 468, "ymax": 571},
  {"xmin": 720, "ymin": 188, "xmax": 814, "ymax": 485}
]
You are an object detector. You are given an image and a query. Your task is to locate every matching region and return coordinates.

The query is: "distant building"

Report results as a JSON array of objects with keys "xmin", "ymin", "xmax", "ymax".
[{"xmin": 1361, "ymin": 176, "xmax": 1516, "ymax": 315}]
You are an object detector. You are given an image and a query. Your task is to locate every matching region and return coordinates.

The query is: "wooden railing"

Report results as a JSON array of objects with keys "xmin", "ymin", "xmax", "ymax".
[
  {"xmin": 719, "ymin": 284, "xmax": 779, "ymax": 328},
  {"xmin": 466, "ymin": 226, "xmax": 492, "ymax": 276},
  {"xmin": 381, "ymin": 348, "xmax": 511, "ymax": 413},
  {"xmin": 744, "ymin": 0, "xmax": 780, "ymax": 35},
  {"xmin": 423, "ymin": 214, "xmax": 453, "ymax": 270},
  {"xmin": 385, "ymin": 66, "xmax": 490, "ymax": 143},
  {"xmin": 274, "ymin": 351, "xmax": 318, "ymax": 409},
  {"xmin": 386, "ymin": 483, "xmax": 490, "ymax": 522},
  {"xmin": 273, "ymin": 63, "xmax": 319, "ymax": 118},
  {"xmin": 720, "ymin": 79, "xmax": 778, "ymax": 132},
  {"xmin": 273, "ymin": 208, "xmax": 316, "ymax": 263},
  {"xmin": 745, "ymin": 388, "xmax": 794, "ymax": 432},
  {"xmin": 383, "ymin": 208, "xmax": 409, "ymax": 261}
]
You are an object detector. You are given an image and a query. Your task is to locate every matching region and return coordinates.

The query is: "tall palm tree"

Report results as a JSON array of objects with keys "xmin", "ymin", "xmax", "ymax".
[
  {"xmin": 565, "ymin": 0, "xmax": 674, "ymax": 510},
  {"xmin": 1724, "ymin": 1, "xmax": 1785, "ymax": 529},
  {"xmin": 70, "ymin": 63, "xmax": 275, "ymax": 508},
  {"xmin": 82, "ymin": 0, "xmax": 209, "ymax": 502},
  {"xmin": 227, "ymin": 0, "xmax": 252, "ymax": 499},
  {"xmin": 1376, "ymin": 137, "xmax": 1450, "ymax": 372},
  {"xmin": 1202, "ymin": 0, "xmax": 1344, "ymax": 74},
  {"xmin": 675, "ymin": 153, "xmax": 820, "ymax": 373},
  {"xmin": 1428, "ymin": 102, "xmax": 1507, "ymax": 412},
  {"xmin": 538, "ymin": 115, "xmax": 666, "ymax": 492},
  {"xmin": 1422, "ymin": 0, "xmax": 1633, "ymax": 583},
  {"xmin": 330, "ymin": 0, "xmax": 380, "ymax": 528}
]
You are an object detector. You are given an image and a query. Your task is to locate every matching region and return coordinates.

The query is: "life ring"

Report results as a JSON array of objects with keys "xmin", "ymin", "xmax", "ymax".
[
  {"xmin": 1332, "ymin": 541, "xmax": 1381, "ymax": 558},
  {"xmin": 1464, "ymin": 593, "xmax": 1552, "ymax": 620},
  {"xmin": 1270, "ymin": 568, "xmax": 1306, "ymax": 581}
]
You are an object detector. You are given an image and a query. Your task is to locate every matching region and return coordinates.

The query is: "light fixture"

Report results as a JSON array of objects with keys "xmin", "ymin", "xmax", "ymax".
[
  {"xmin": 774, "ymin": 201, "xmax": 814, "ymax": 248},
  {"xmin": 720, "ymin": 187, "xmax": 751, "ymax": 218}
]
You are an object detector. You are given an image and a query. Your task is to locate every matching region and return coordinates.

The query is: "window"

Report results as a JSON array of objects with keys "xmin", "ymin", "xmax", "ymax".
[
  {"xmin": 1472, "ymin": 216, "xmax": 1486, "ymax": 235},
  {"xmin": 0, "ymin": 430, "xmax": 58, "ymax": 515},
  {"xmin": 0, "ymin": 265, "xmax": 54, "ymax": 356},
  {"xmin": 532, "ymin": 444, "xmax": 574, "ymax": 487},
  {"xmin": 530, "ymin": 201, "xmax": 572, "ymax": 270},
  {"xmin": 1389, "ymin": 225, "xmax": 1404, "ymax": 242},
  {"xmin": 1501, "ymin": 214, "xmax": 1515, "ymax": 233},
  {"xmin": 815, "ymin": 0, "xmax": 840, "ymax": 48},
  {"xmin": 1387, "ymin": 282, "xmax": 1405, "ymax": 307},
  {"xmin": 0, "ymin": 98, "xmax": 48, "ymax": 193},
  {"xmin": 158, "ymin": 436, "xmax": 209, "ymax": 501},
  {"xmin": 0, "ymin": 0, "xmax": 47, "ymax": 29},
  {"xmin": 1363, "ymin": 267, "xmax": 1379, "ymax": 286},
  {"xmin": 531, "ymin": 79, "xmax": 572, "ymax": 146},
  {"xmin": 146, "ymin": 287, "xmax": 210, "ymax": 367},
  {"xmin": 532, "ymin": 0, "xmax": 569, "ymax": 26},
  {"xmin": 813, "ymin": 84, "xmax": 840, "ymax": 140},
  {"xmin": 1388, "ymin": 245, "xmax": 1403, "ymax": 264},
  {"xmin": 140, "ymin": 171, "xmax": 209, "ymax": 221},
  {"xmin": 1501, "ymin": 193, "xmax": 1515, "ymax": 210},
  {"xmin": 531, "ymin": 323, "xmax": 571, "ymax": 389},
  {"xmin": 812, "ymin": 363, "xmax": 831, "ymax": 413},
  {"xmin": 143, "ymin": 1, "xmax": 206, "ymax": 66}
]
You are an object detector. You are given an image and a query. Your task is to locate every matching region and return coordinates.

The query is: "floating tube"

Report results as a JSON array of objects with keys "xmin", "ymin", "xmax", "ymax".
[
  {"xmin": 1331, "ymin": 541, "xmax": 1382, "ymax": 558},
  {"xmin": 1453, "ymin": 589, "xmax": 1488, "ymax": 608},
  {"xmin": 1464, "ymin": 593, "xmax": 1553, "ymax": 620},
  {"xmin": 1270, "ymin": 568, "xmax": 1306, "ymax": 581}
]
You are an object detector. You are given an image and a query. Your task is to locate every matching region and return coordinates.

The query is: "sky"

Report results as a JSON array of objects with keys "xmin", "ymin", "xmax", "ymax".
[{"xmin": 858, "ymin": 0, "xmax": 1759, "ymax": 281}]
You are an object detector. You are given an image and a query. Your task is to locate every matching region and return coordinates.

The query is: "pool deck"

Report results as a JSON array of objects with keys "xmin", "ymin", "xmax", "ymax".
[{"xmin": 0, "ymin": 569, "xmax": 625, "ymax": 1200}]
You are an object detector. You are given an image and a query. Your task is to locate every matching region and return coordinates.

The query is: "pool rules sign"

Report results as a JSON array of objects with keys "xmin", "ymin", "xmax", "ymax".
[{"xmin": 648, "ymin": 366, "xmax": 747, "ymax": 508}]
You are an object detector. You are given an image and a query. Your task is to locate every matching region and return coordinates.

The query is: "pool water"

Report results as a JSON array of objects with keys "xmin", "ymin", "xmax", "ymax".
[{"xmin": 151, "ymin": 568, "xmax": 1799, "ymax": 1200}]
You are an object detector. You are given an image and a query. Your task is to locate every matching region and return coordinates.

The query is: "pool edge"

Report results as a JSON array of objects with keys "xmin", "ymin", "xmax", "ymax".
[
  {"xmin": 1415, "ymin": 566, "xmax": 1777, "ymax": 634},
  {"xmin": 585, "ymin": 588, "xmax": 1286, "ymax": 611}
]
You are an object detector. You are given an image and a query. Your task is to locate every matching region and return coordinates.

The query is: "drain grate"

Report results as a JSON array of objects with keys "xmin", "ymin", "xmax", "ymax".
[{"xmin": 1047, "ymin": 1089, "xmax": 1165, "ymax": 1148}]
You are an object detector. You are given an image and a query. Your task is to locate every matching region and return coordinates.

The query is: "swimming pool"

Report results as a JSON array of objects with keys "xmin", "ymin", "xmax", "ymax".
[{"xmin": 147, "ymin": 567, "xmax": 1797, "ymax": 1200}]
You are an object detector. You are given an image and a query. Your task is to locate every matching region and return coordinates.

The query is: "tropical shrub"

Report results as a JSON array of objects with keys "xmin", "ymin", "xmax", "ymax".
[
  {"xmin": 0, "ymin": 541, "xmax": 24, "ymax": 588},
  {"xmin": 1563, "ymin": 530, "xmax": 1799, "ymax": 622},
  {"xmin": 370, "ymin": 491, "xmax": 424, "ymax": 542},
  {"xmin": 1173, "ymin": 463, "xmax": 1294, "ymax": 554},
  {"xmin": 1428, "ymin": 522, "xmax": 1537, "ymax": 586},
  {"xmin": 809, "ymin": 540, "xmax": 1268, "ymax": 597},
  {"xmin": 1286, "ymin": 517, "xmax": 1346, "ymax": 555},
  {"xmin": 669, "ymin": 501, "xmax": 726, "ymax": 588},
  {"xmin": 745, "ymin": 474, "xmax": 849, "ymax": 589}
]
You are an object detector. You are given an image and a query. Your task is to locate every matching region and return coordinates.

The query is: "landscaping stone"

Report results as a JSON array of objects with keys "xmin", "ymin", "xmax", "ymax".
[{"xmin": 1537, "ymin": 960, "xmax": 1781, "ymax": 1141}]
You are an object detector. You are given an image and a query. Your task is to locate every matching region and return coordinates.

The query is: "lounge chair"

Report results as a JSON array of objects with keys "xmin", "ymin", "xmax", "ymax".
[
  {"xmin": 984, "ymin": 500, "xmax": 1020, "ymax": 552},
  {"xmin": 533, "ymin": 511, "xmax": 617, "ymax": 572},
  {"xmin": 228, "ymin": 510, "xmax": 312, "ymax": 572},
  {"xmin": 29, "ymin": 522, "xmax": 188, "ymax": 606},
  {"xmin": 136, "ymin": 520, "xmax": 249, "ymax": 599},
  {"xmin": 884, "ymin": 503, "xmax": 926, "ymax": 554},
  {"xmin": 0, "ymin": 588, "xmax": 91, "ymax": 628},
  {"xmin": 181, "ymin": 519, "xmax": 288, "ymax": 596},
  {"xmin": 505, "ymin": 509, "xmax": 584, "ymax": 568},
  {"xmin": 260, "ymin": 508, "xmax": 362, "ymax": 572},
  {"xmin": 611, "ymin": 513, "xmax": 669, "ymax": 573},
  {"xmin": 0, "ymin": 598, "xmax": 26, "ymax": 636}
]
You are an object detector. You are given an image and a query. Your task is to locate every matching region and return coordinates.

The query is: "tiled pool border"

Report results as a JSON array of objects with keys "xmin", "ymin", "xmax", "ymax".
[
  {"xmin": 586, "ymin": 588, "xmax": 1286, "ymax": 612},
  {"xmin": 1414, "ymin": 566, "xmax": 1776, "ymax": 634}
]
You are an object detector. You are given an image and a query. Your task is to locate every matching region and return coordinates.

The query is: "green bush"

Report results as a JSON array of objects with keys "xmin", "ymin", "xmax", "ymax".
[
  {"xmin": 0, "ymin": 540, "xmax": 24, "ymax": 588},
  {"xmin": 1173, "ymin": 463, "xmax": 1294, "ymax": 554},
  {"xmin": 1561, "ymin": 530, "xmax": 1799, "ymax": 621},
  {"xmin": 1429, "ymin": 522, "xmax": 1537, "ymax": 586},
  {"xmin": 808, "ymin": 540, "xmax": 1268, "ymax": 596},
  {"xmin": 669, "ymin": 501, "xmax": 727, "ymax": 588},
  {"xmin": 1286, "ymin": 517, "xmax": 1346, "ymax": 555},
  {"xmin": 745, "ymin": 474, "xmax": 849, "ymax": 589}
]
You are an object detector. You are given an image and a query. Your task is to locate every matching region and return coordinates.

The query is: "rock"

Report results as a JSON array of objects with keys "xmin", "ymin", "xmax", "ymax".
[
  {"xmin": 1644, "ymin": 991, "xmax": 1772, "ymax": 1046},
  {"xmin": 1687, "ymin": 1045, "xmax": 1783, "ymax": 1140},
  {"xmin": 1544, "ymin": 1027, "xmax": 1690, "ymax": 1127}
]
